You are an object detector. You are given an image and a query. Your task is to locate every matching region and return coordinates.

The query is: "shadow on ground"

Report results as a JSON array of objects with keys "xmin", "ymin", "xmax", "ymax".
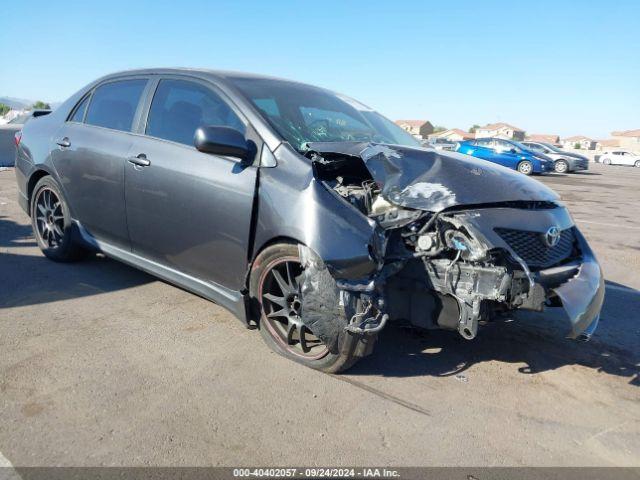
[
  {"xmin": 0, "ymin": 215, "xmax": 37, "ymax": 248},
  {"xmin": 0, "ymin": 252, "xmax": 153, "ymax": 308},
  {"xmin": 349, "ymin": 280, "xmax": 639, "ymax": 386},
  {"xmin": 0, "ymin": 215, "xmax": 153, "ymax": 308},
  {"xmin": 2, "ymin": 215, "xmax": 638, "ymax": 385}
]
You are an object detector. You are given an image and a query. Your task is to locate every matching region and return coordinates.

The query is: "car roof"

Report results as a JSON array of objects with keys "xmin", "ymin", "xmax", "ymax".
[{"xmin": 97, "ymin": 67, "xmax": 319, "ymax": 89}]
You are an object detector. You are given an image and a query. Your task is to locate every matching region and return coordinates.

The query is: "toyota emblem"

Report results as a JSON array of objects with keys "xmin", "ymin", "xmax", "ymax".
[{"xmin": 543, "ymin": 226, "xmax": 561, "ymax": 248}]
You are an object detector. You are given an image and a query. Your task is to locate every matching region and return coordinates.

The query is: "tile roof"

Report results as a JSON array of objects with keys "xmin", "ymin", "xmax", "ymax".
[
  {"xmin": 612, "ymin": 129, "xmax": 640, "ymax": 137},
  {"xmin": 479, "ymin": 122, "xmax": 524, "ymax": 132},
  {"xmin": 563, "ymin": 135, "xmax": 592, "ymax": 142},
  {"xmin": 526, "ymin": 134, "xmax": 560, "ymax": 144},
  {"xmin": 395, "ymin": 120, "xmax": 429, "ymax": 128},
  {"xmin": 436, "ymin": 128, "xmax": 474, "ymax": 139},
  {"xmin": 597, "ymin": 139, "xmax": 620, "ymax": 147}
]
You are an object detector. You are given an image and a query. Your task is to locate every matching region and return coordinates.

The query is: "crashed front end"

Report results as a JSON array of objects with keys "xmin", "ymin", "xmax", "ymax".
[{"xmin": 303, "ymin": 141, "xmax": 604, "ymax": 349}]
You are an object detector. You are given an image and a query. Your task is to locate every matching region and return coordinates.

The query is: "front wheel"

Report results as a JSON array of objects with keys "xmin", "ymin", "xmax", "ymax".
[
  {"xmin": 554, "ymin": 159, "xmax": 569, "ymax": 173},
  {"xmin": 250, "ymin": 243, "xmax": 369, "ymax": 373},
  {"xmin": 517, "ymin": 160, "xmax": 534, "ymax": 175},
  {"xmin": 635, "ymin": 160, "xmax": 640, "ymax": 168},
  {"xmin": 30, "ymin": 176, "xmax": 87, "ymax": 262},
  {"xmin": 603, "ymin": 158, "xmax": 612, "ymax": 165}
]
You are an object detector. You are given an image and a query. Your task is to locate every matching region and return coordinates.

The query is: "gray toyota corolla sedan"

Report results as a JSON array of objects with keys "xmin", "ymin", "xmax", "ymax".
[{"xmin": 15, "ymin": 68, "xmax": 604, "ymax": 372}]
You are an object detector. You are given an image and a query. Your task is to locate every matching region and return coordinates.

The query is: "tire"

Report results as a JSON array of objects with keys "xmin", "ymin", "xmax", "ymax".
[
  {"xmin": 554, "ymin": 159, "xmax": 569, "ymax": 173},
  {"xmin": 635, "ymin": 160, "xmax": 640, "ymax": 168},
  {"xmin": 30, "ymin": 176, "xmax": 87, "ymax": 262},
  {"xmin": 517, "ymin": 160, "xmax": 534, "ymax": 175},
  {"xmin": 249, "ymin": 243, "xmax": 367, "ymax": 373},
  {"xmin": 603, "ymin": 158, "xmax": 611, "ymax": 165}
]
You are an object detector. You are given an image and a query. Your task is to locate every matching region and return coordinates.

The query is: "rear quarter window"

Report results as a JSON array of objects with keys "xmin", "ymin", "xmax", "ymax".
[
  {"xmin": 68, "ymin": 94, "xmax": 90, "ymax": 123},
  {"xmin": 85, "ymin": 79, "xmax": 147, "ymax": 132}
]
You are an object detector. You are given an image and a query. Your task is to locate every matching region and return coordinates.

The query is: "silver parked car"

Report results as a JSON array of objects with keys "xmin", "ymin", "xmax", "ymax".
[
  {"xmin": 522, "ymin": 141, "xmax": 589, "ymax": 173},
  {"xmin": 426, "ymin": 137, "xmax": 458, "ymax": 151}
]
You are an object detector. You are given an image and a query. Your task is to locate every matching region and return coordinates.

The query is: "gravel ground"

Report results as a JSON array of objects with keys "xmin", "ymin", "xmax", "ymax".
[{"xmin": 0, "ymin": 163, "xmax": 638, "ymax": 467}]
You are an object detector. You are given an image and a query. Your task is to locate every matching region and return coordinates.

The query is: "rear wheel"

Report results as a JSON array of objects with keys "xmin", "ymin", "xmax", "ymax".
[
  {"xmin": 635, "ymin": 160, "xmax": 640, "ymax": 168},
  {"xmin": 30, "ymin": 176, "xmax": 87, "ymax": 262},
  {"xmin": 554, "ymin": 159, "xmax": 569, "ymax": 173},
  {"xmin": 603, "ymin": 158, "xmax": 612, "ymax": 165},
  {"xmin": 250, "ymin": 243, "xmax": 366, "ymax": 373},
  {"xmin": 517, "ymin": 160, "xmax": 533, "ymax": 175}
]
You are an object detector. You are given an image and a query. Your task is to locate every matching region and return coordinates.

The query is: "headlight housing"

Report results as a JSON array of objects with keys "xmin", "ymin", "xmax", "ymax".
[{"xmin": 444, "ymin": 229, "xmax": 486, "ymax": 261}]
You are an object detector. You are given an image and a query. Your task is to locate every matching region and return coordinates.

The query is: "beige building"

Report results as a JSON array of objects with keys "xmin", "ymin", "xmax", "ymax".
[
  {"xmin": 430, "ymin": 128, "xmax": 474, "ymax": 142},
  {"xmin": 611, "ymin": 129, "xmax": 640, "ymax": 152},
  {"xmin": 595, "ymin": 139, "xmax": 620, "ymax": 151},
  {"xmin": 562, "ymin": 136, "xmax": 596, "ymax": 150},
  {"xmin": 394, "ymin": 120, "xmax": 434, "ymax": 139},
  {"xmin": 475, "ymin": 122, "xmax": 525, "ymax": 140},
  {"xmin": 525, "ymin": 134, "xmax": 560, "ymax": 145}
]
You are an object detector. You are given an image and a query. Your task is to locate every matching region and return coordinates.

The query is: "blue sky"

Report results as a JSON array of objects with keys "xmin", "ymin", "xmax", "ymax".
[{"xmin": 1, "ymin": 0, "xmax": 638, "ymax": 138}]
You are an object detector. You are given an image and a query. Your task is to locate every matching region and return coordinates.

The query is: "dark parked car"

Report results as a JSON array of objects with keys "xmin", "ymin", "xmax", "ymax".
[
  {"xmin": 15, "ymin": 69, "xmax": 604, "ymax": 372},
  {"xmin": 425, "ymin": 137, "xmax": 457, "ymax": 151},
  {"xmin": 521, "ymin": 141, "xmax": 589, "ymax": 173}
]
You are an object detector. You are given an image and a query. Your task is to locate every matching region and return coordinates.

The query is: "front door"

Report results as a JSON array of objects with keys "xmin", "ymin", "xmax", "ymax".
[
  {"xmin": 124, "ymin": 78, "xmax": 259, "ymax": 291},
  {"xmin": 467, "ymin": 139, "xmax": 495, "ymax": 161},
  {"xmin": 52, "ymin": 78, "xmax": 148, "ymax": 248},
  {"xmin": 493, "ymin": 139, "xmax": 521, "ymax": 169}
]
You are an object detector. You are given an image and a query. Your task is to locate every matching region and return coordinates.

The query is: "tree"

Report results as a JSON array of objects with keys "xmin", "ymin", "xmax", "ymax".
[
  {"xmin": 469, "ymin": 124, "xmax": 481, "ymax": 134},
  {"xmin": 433, "ymin": 125, "xmax": 447, "ymax": 133},
  {"xmin": 574, "ymin": 142, "xmax": 581, "ymax": 150},
  {"xmin": 32, "ymin": 101, "xmax": 51, "ymax": 110},
  {"xmin": 0, "ymin": 103, "xmax": 10, "ymax": 116}
]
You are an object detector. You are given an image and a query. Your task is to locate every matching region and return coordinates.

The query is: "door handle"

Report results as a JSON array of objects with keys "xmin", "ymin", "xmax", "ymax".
[
  {"xmin": 127, "ymin": 153, "xmax": 151, "ymax": 167},
  {"xmin": 56, "ymin": 137, "xmax": 71, "ymax": 148}
]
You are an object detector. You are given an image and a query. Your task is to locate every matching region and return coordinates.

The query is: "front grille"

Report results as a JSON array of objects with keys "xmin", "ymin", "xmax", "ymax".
[{"xmin": 495, "ymin": 227, "xmax": 576, "ymax": 269}]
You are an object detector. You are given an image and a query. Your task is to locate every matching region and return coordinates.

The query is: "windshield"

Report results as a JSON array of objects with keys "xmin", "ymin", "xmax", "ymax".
[
  {"xmin": 230, "ymin": 78, "xmax": 421, "ymax": 151},
  {"xmin": 510, "ymin": 140, "xmax": 535, "ymax": 152},
  {"xmin": 540, "ymin": 142, "xmax": 563, "ymax": 152}
]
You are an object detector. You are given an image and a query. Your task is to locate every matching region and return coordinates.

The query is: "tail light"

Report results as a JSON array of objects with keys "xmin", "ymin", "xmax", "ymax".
[{"xmin": 14, "ymin": 131, "xmax": 22, "ymax": 146}]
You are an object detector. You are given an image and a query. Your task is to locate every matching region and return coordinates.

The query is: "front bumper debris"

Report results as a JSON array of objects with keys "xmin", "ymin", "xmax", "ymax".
[{"xmin": 551, "ymin": 230, "xmax": 605, "ymax": 339}]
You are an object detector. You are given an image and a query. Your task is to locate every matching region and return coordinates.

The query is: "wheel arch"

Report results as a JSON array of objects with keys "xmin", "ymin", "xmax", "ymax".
[
  {"xmin": 244, "ymin": 235, "xmax": 305, "ymax": 290},
  {"xmin": 26, "ymin": 169, "xmax": 54, "ymax": 214}
]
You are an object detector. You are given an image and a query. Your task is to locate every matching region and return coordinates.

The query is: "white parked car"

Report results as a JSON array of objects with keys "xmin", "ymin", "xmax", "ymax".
[{"xmin": 599, "ymin": 150, "xmax": 640, "ymax": 167}]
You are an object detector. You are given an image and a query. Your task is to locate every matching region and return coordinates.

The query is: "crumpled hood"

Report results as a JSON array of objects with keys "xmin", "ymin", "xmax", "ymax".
[{"xmin": 306, "ymin": 141, "xmax": 560, "ymax": 212}]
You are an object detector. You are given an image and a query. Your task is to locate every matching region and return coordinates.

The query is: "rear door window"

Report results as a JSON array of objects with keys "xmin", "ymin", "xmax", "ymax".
[
  {"xmin": 85, "ymin": 79, "xmax": 147, "ymax": 132},
  {"xmin": 527, "ymin": 143, "xmax": 544, "ymax": 153},
  {"xmin": 69, "ymin": 94, "xmax": 90, "ymax": 123},
  {"xmin": 146, "ymin": 79, "xmax": 245, "ymax": 147}
]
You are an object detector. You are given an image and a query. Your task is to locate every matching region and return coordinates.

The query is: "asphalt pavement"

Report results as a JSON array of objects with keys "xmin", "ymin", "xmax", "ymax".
[{"xmin": 0, "ymin": 163, "xmax": 638, "ymax": 468}]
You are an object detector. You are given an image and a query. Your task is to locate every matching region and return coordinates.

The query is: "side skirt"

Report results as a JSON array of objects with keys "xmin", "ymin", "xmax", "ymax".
[{"xmin": 74, "ymin": 221, "xmax": 248, "ymax": 323}]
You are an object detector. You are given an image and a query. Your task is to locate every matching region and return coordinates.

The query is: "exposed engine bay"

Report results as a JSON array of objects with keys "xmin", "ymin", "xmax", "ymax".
[{"xmin": 301, "ymin": 142, "xmax": 604, "ymax": 348}]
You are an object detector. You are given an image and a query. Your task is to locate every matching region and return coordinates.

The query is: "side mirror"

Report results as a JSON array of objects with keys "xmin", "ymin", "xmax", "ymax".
[
  {"xmin": 194, "ymin": 126, "xmax": 249, "ymax": 161},
  {"xmin": 510, "ymin": 148, "xmax": 517, "ymax": 154}
]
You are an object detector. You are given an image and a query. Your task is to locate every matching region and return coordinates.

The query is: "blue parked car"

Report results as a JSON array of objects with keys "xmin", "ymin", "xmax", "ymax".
[{"xmin": 456, "ymin": 138, "xmax": 554, "ymax": 175}]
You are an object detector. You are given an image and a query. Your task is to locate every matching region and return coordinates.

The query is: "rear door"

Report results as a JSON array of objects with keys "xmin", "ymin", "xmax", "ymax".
[
  {"xmin": 124, "ymin": 77, "xmax": 259, "ymax": 291},
  {"xmin": 52, "ymin": 77, "xmax": 148, "ymax": 248},
  {"xmin": 610, "ymin": 151, "xmax": 623, "ymax": 165}
]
